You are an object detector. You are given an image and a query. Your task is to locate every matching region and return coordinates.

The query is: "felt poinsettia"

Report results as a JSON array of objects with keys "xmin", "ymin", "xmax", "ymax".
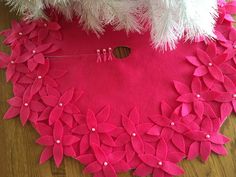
[
  {"xmin": 77, "ymin": 144, "xmax": 130, "ymax": 177},
  {"xmin": 148, "ymin": 102, "xmax": 189, "ymax": 153},
  {"xmin": 1, "ymin": 21, "xmax": 35, "ymax": 46},
  {"xmin": 15, "ymin": 40, "xmax": 53, "ymax": 71},
  {"xmin": 134, "ymin": 138, "xmax": 184, "ymax": 177},
  {"xmin": 17, "ymin": 60, "xmax": 67, "ymax": 97},
  {"xmin": 72, "ymin": 106, "xmax": 116, "ymax": 154},
  {"xmin": 0, "ymin": 44, "xmax": 29, "ymax": 82},
  {"xmin": 115, "ymin": 108, "xmax": 154, "ymax": 159},
  {"xmin": 4, "ymin": 85, "xmax": 45, "ymax": 125},
  {"xmin": 186, "ymin": 117, "xmax": 229, "ymax": 161},
  {"xmin": 215, "ymin": 76, "xmax": 236, "ymax": 119},
  {"xmin": 29, "ymin": 20, "xmax": 62, "ymax": 42},
  {"xmin": 41, "ymin": 86, "xmax": 80, "ymax": 125},
  {"xmin": 36, "ymin": 121, "xmax": 79, "ymax": 167},
  {"xmin": 186, "ymin": 44, "xmax": 231, "ymax": 84},
  {"xmin": 174, "ymin": 77, "xmax": 218, "ymax": 118}
]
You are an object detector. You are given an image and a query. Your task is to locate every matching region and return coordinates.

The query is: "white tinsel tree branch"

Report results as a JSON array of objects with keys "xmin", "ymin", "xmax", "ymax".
[{"xmin": 1, "ymin": 0, "xmax": 218, "ymax": 50}]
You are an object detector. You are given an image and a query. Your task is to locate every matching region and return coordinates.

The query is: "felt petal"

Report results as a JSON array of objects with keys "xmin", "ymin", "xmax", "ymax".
[
  {"xmin": 201, "ymin": 117, "xmax": 213, "ymax": 132},
  {"xmin": 30, "ymin": 78, "xmax": 43, "ymax": 96},
  {"xmin": 39, "ymin": 147, "xmax": 53, "ymax": 164},
  {"xmin": 185, "ymin": 130, "xmax": 206, "ymax": 141},
  {"xmin": 6, "ymin": 63, "xmax": 15, "ymax": 81},
  {"xmin": 61, "ymin": 113, "xmax": 74, "ymax": 128},
  {"xmin": 187, "ymin": 141, "xmax": 200, "ymax": 160},
  {"xmin": 84, "ymin": 161, "xmax": 102, "ymax": 174},
  {"xmin": 193, "ymin": 101, "xmax": 204, "ymax": 118},
  {"xmin": 108, "ymin": 151, "xmax": 125, "ymax": 164},
  {"xmin": 173, "ymin": 81, "xmax": 190, "ymax": 94},
  {"xmin": 161, "ymin": 128, "xmax": 174, "ymax": 141},
  {"xmin": 149, "ymin": 115, "xmax": 170, "ymax": 127},
  {"xmin": 92, "ymin": 144, "xmax": 107, "ymax": 164},
  {"xmin": 136, "ymin": 123, "xmax": 154, "ymax": 135},
  {"xmin": 59, "ymin": 88, "xmax": 74, "ymax": 105},
  {"xmin": 171, "ymin": 133, "xmax": 185, "ymax": 153},
  {"xmin": 220, "ymin": 103, "xmax": 232, "ymax": 121},
  {"xmin": 49, "ymin": 106, "xmax": 63, "ymax": 125},
  {"xmin": 100, "ymin": 133, "xmax": 116, "ymax": 146},
  {"xmin": 191, "ymin": 77, "xmax": 202, "ymax": 93},
  {"xmin": 41, "ymin": 95, "xmax": 58, "ymax": 106},
  {"xmin": 80, "ymin": 134, "xmax": 90, "ymax": 154},
  {"xmin": 196, "ymin": 48, "xmax": 211, "ymax": 65},
  {"xmin": 193, "ymin": 65, "xmax": 208, "ymax": 76},
  {"xmin": 177, "ymin": 93, "xmax": 195, "ymax": 103},
  {"xmin": 131, "ymin": 135, "xmax": 144, "ymax": 154},
  {"xmin": 233, "ymin": 100, "xmax": 236, "ymax": 112},
  {"xmin": 103, "ymin": 165, "xmax": 117, "ymax": 177},
  {"xmin": 86, "ymin": 110, "xmax": 98, "ymax": 129},
  {"xmin": 20, "ymin": 106, "xmax": 30, "ymax": 125},
  {"xmin": 167, "ymin": 152, "xmax": 185, "ymax": 163},
  {"xmin": 35, "ymin": 123, "xmax": 52, "ymax": 135},
  {"xmin": 53, "ymin": 143, "xmax": 64, "ymax": 167},
  {"xmin": 36, "ymin": 135, "xmax": 54, "ymax": 146},
  {"xmin": 27, "ymin": 59, "xmax": 38, "ymax": 71},
  {"xmin": 38, "ymin": 28, "xmax": 48, "ymax": 41},
  {"xmin": 90, "ymin": 132, "xmax": 100, "ymax": 146},
  {"xmin": 115, "ymin": 133, "xmax": 131, "ymax": 146},
  {"xmin": 133, "ymin": 163, "xmax": 153, "ymax": 177},
  {"xmin": 44, "ymin": 76, "xmax": 58, "ymax": 87},
  {"xmin": 97, "ymin": 123, "xmax": 116, "ymax": 133},
  {"xmin": 224, "ymin": 76, "xmax": 236, "ymax": 92},
  {"xmin": 162, "ymin": 161, "xmax": 184, "ymax": 175},
  {"xmin": 122, "ymin": 116, "xmax": 137, "ymax": 134},
  {"xmin": 209, "ymin": 133, "xmax": 230, "ymax": 144},
  {"xmin": 153, "ymin": 168, "xmax": 165, "ymax": 177},
  {"xmin": 63, "ymin": 135, "xmax": 80, "ymax": 145},
  {"xmin": 156, "ymin": 139, "xmax": 167, "ymax": 160},
  {"xmin": 221, "ymin": 63, "xmax": 236, "ymax": 74},
  {"xmin": 48, "ymin": 22, "xmax": 61, "ymax": 30},
  {"xmin": 72, "ymin": 124, "xmax": 89, "ymax": 135},
  {"xmin": 206, "ymin": 43, "xmax": 217, "ymax": 58},
  {"xmin": 200, "ymin": 141, "xmax": 211, "ymax": 161},
  {"xmin": 139, "ymin": 154, "xmax": 159, "ymax": 167},
  {"xmin": 38, "ymin": 107, "xmax": 51, "ymax": 121},
  {"xmin": 77, "ymin": 154, "xmax": 96, "ymax": 165},
  {"xmin": 64, "ymin": 146, "xmax": 76, "ymax": 157},
  {"xmin": 96, "ymin": 105, "xmax": 110, "ymax": 122},
  {"xmin": 33, "ymin": 53, "xmax": 45, "ymax": 64},
  {"xmin": 209, "ymin": 65, "xmax": 224, "ymax": 82},
  {"xmin": 112, "ymin": 160, "xmax": 130, "ymax": 173},
  {"xmin": 129, "ymin": 107, "xmax": 140, "ymax": 125},
  {"xmin": 211, "ymin": 144, "xmax": 227, "ymax": 155},
  {"xmin": 36, "ymin": 43, "xmax": 52, "ymax": 53},
  {"xmin": 7, "ymin": 97, "xmax": 22, "ymax": 107},
  {"xmin": 53, "ymin": 120, "xmax": 64, "ymax": 141},
  {"xmin": 160, "ymin": 101, "xmax": 173, "ymax": 117},
  {"xmin": 4, "ymin": 106, "xmax": 20, "ymax": 119},
  {"xmin": 181, "ymin": 103, "xmax": 192, "ymax": 116},
  {"xmin": 46, "ymin": 85, "xmax": 60, "ymax": 97},
  {"xmin": 147, "ymin": 125, "xmax": 162, "ymax": 136},
  {"xmin": 214, "ymin": 53, "xmax": 227, "ymax": 65},
  {"xmin": 186, "ymin": 56, "xmax": 201, "ymax": 66}
]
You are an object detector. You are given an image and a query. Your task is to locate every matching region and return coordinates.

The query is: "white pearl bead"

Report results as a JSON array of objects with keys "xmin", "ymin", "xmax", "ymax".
[
  {"xmin": 103, "ymin": 49, "xmax": 106, "ymax": 52},
  {"xmin": 37, "ymin": 75, "xmax": 42, "ymax": 79},
  {"xmin": 56, "ymin": 140, "xmax": 61, "ymax": 144},
  {"xmin": 233, "ymin": 94, "xmax": 236, "ymax": 98},
  {"xmin": 103, "ymin": 161, "xmax": 108, "ymax": 166},
  {"xmin": 44, "ymin": 23, "xmax": 47, "ymax": 27},
  {"xmin": 32, "ymin": 50, "xmax": 36, "ymax": 54},
  {"xmin": 233, "ymin": 45, "xmax": 236, "ymax": 49},
  {"xmin": 58, "ymin": 103, "xmax": 63, "ymax": 107},
  {"xmin": 170, "ymin": 122, "xmax": 175, "ymax": 126},
  {"xmin": 18, "ymin": 32, "xmax": 23, "ymax": 36},
  {"xmin": 97, "ymin": 49, "xmax": 100, "ymax": 53},
  {"xmin": 208, "ymin": 62, "xmax": 213, "ymax": 67},
  {"xmin": 132, "ymin": 132, "xmax": 136, "ymax": 137},
  {"xmin": 158, "ymin": 161, "xmax": 163, "ymax": 166},
  {"xmin": 206, "ymin": 134, "xmax": 211, "ymax": 139},
  {"xmin": 24, "ymin": 103, "xmax": 29, "ymax": 107},
  {"xmin": 10, "ymin": 60, "xmax": 15, "ymax": 64},
  {"xmin": 196, "ymin": 94, "xmax": 201, "ymax": 98},
  {"xmin": 91, "ymin": 128, "xmax": 96, "ymax": 132}
]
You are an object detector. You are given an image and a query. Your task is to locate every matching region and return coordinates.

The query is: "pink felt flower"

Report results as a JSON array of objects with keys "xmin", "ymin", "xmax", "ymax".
[
  {"xmin": 41, "ymin": 86, "xmax": 80, "ymax": 125},
  {"xmin": 29, "ymin": 20, "xmax": 62, "ymax": 42},
  {"xmin": 16, "ymin": 40, "xmax": 53, "ymax": 71},
  {"xmin": 77, "ymin": 144, "xmax": 130, "ymax": 177},
  {"xmin": 0, "ymin": 45, "xmax": 28, "ymax": 82},
  {"xmin": 186, "ymin": 44, "xmax": 230, "ymax": 84},
  {"xmin": 72, "ymin": 106, "xmax": 116, "ymax": 154},
  {"xmin": 36, "ymin": 121, "xmax": 80, "ymax": 167},
  {"xmin": 148, "ymin": 102, "xmax": 189, "ymax": 153},
  {"xmin": 4, "ymin": 85, "xmax": 45, "ymax": 125},
  {"xmin": 174, "ymin": 77, "xmax": 218, "ymax": 118},
  {"xmin": 115, "ymin": 108, "xmax": 154, "ymax": 159},
  {"xmin": 215, "ymin": 76, "xmax": 236, "ymax": 119},
  {"xmin": 134, "ymin": 139, "xmax": 184, "ymax": 177},
  {"xmin": 2, "ymin": 21, "xmax": 35, "ymax": 46},
  {"xmin": 186, "ymin": 117, "xmax": 229, "ymax": 161}
]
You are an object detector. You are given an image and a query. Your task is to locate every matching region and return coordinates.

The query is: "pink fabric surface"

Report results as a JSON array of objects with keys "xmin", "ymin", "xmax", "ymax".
[{"xmin": 1, "ymin": 1, "xmax": 236, "ymax": 177}]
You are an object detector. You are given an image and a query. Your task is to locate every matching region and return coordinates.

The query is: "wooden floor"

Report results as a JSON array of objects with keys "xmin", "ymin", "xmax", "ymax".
[{"xmin": 0, "ymin": 2, "xmax": 236, "ymax": 177}]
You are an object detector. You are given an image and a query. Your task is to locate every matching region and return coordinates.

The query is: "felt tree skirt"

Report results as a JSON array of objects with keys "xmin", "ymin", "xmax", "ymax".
[{"xmin": 1, "ymin": 1, "xmax": 236, "ymax": 177}]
